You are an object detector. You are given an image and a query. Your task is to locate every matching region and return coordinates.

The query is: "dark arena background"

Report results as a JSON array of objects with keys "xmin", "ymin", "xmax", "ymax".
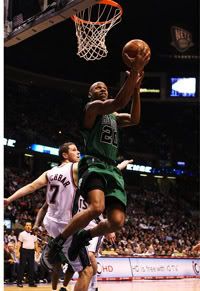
[{"xmin": 4, "ymin": 1, "xmax": 200, "ymax": 290}]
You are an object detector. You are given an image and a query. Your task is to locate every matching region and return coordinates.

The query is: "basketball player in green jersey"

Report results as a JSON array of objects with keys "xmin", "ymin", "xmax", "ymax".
[{"xmin": 47, "ymin": 47, "xmax": 151, "ymax": 263}]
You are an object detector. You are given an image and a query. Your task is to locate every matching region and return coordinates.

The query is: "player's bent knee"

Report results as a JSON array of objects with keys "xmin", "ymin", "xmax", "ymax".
[
  {"xmin": 88, "ymin": 203, "xmax": 105, "ymax": 218},
  {"xmin": 90, "ymin": 207, "xmax": 104, "ymax": 218},
  {"xmin": 111, "ymin": 219, "xmax": 124, "ymax": 231},
  {"xmin": 109, "ymin": 213, "xmax": 125, "ymax": 231}
]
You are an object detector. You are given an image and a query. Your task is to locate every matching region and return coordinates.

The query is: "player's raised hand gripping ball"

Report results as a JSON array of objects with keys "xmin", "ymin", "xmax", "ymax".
[{"xmin": 122, "ymin": 39, "xmax": 151, "ymax": 69}]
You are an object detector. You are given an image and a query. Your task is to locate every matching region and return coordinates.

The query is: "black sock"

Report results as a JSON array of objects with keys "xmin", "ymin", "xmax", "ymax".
[
  {"xmin": 54, "ymin": 234, "xmax": 66, "ymax": 246},
  {"xmin": 82, "ymin": 229, "xmax": 92, "ymax": 240}
]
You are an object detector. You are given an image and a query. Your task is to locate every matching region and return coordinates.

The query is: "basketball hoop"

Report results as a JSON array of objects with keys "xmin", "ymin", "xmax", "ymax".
[{"xmin": 71, "ymin": 0, "xmax": 123, "ymax": 61}]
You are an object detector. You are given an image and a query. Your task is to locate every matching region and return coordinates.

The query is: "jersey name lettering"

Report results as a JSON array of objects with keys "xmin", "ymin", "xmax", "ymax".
[{"xmin": 49, "ymin": 174, "xmax": 70, "ymax": 187}]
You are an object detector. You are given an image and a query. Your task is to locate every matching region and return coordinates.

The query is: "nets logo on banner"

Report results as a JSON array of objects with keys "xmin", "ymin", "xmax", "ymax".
[{"xmin": 171, "ymin": 26, "xmax": 194, "ymax": 52}]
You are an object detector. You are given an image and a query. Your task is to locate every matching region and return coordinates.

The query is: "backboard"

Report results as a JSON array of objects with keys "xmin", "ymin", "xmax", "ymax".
[{"xmin": 4, "ymin": 0, "xmax": 98, "ymax": 47}]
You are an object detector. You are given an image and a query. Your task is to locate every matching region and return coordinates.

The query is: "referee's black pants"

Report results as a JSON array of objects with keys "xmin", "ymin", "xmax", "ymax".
[{"xmin": 18, "ymin": 248, "xmax": 35, "ymax": 284}]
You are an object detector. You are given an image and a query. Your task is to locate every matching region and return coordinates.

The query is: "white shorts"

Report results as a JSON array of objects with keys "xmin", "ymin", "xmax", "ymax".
[
  {"xmin": 43, "ymin": 215, "xmax": 90, "ymax": 272},
  {"xmin": 87, "ymin": 236, "xmax": 104, "ymax": 254},
  {"xmin": 85, "ymin": 220, "xmax": 104, "ymax": 254}
]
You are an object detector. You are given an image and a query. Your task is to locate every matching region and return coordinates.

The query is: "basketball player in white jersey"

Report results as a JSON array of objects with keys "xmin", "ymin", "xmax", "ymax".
[
  {"xmin": 4, "ymin": 142, "xmax": 93, "ymax": 291},
  {"xmin": 5, "ymin": 142, "xmax": 132, "ymax": 291},
  {"xmin": 33, "ymin": 158, "xmax": 131, "ymax": 291}
]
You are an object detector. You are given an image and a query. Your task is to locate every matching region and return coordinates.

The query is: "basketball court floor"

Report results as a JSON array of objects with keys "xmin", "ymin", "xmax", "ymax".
[{"xmin": 4, "ymin": 279, "xmax": 200, "ymax": 291}]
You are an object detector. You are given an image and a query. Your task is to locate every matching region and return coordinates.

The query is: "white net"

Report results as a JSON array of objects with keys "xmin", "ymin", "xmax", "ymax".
[{"xmin": 72, "ymin": 0, "xmax": 122, "ymax": 61}]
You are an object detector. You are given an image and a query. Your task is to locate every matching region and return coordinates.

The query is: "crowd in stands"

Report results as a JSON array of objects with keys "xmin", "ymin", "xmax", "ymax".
[
  {"xmin": 4, "ymin": 166, "xmax": 200, "ymax": 283},
  {"xmin": 5, "ymin": 80, "xmax": 84, "ymax": 149},
  {"xmin": 5, "ymin": 80, "xmax": 198, "ymax": 170},
  {"xmin": 4, "ymin": 79, "xmax": 199, "ymax": 283}
]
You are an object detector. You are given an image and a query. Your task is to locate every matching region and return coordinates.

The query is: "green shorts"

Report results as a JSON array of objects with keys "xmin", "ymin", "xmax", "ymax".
[{"xmin": 78, "ymin": 155, "xmax": 127, "ymax": 208}]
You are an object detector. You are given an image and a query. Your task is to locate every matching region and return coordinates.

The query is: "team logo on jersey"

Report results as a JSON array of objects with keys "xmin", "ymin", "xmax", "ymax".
[
  {"xmin": 102, "ymin": 115, "xmax": 111, "ymax": 125},
  {"xmin": 171, "ymin": 26, "xmax": 194, "ymax": 52}
]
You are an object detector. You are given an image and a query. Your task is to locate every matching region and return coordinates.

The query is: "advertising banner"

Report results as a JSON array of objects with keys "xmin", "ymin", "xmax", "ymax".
[
  {"xmin": 72, "ymin": 257, "xmax": 200, "ymax": 280},
  {"xmin": 97, "ymin": 257, "xmax": 132, "ymax": 279},
  {"xmin": 130, "ymin": 257, "xmax": 200, "ymax": 278}
]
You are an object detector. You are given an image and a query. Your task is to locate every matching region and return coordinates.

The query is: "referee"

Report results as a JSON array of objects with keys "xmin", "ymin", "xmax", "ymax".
[{"xmin": 17, "ymin": 221, "xmax": 39, "ymax": 287}]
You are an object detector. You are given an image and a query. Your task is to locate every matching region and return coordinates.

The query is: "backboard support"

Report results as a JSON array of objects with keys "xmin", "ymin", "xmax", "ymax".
[{"xmin": 4, "ymin": 0, "xmax": 98, "ymax": 47}]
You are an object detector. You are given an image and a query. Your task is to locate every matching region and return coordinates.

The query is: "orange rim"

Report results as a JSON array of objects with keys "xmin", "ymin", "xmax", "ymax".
[{"xmin": 71, "ymin": 0, "xmax": 123, "ymax": 25}]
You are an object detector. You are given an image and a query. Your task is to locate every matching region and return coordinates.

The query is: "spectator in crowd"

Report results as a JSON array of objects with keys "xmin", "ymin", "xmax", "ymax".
[
  {"xmin": 8, "ymin": 230, "xmax": 18, "ymax": 246},
  {"xmin": 4, "ymin": 168, "xmax": 199, "ymax": 261},
  {"xmin": 192, "ymin": 241, "xmax": 200, "ymax": 257},
  {"xmin": 4, "ymin": 230, "xmax": 9, "ymax": 244},
  {"xmin": 4, "ymin": 242, "xmax": 19, "ymax": 283}
]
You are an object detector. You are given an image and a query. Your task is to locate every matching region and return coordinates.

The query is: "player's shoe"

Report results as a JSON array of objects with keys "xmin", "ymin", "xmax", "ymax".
[
  {"xmin": 40, "ymin": 245, "xmax": 55, "ymax": 271},
  {"xmin": 40, "ymin": 237, "xmax": 67, "ymax": 271},
  {"xmin": 68, "ymin": 229, "xmax": 91, "ymax": 261},
  {"xmin": 47, "ymin": 235, "xmax": 66, "ymax": 265}
]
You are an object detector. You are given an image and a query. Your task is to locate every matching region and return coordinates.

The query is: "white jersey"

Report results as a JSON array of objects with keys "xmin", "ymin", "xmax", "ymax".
[
  {"xmin": 43, "ymin": 163, "xmax": 90, "ymax": 273},
  {"xmin": 78, "ymin": 196, "xmax": 104, "ymax": 254},
  {"xmin": 78, "ymin": 195, "xmax": 104, "ymax": 229},
  {"xmin": 45, "ymin": 162, "xmax": 76, "ymax": 224}
]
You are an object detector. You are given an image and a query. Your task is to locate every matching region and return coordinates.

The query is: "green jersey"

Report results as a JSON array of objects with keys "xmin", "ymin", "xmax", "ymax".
[{"xmin": 82, "ymin": 113, "xmax": 118, "ymax": 163}]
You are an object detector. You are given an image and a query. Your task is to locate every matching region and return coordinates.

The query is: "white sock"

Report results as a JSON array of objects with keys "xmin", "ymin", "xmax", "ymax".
[{"xmin": 88, "ymin": 273, "xmax": 97, "ymax": 289}]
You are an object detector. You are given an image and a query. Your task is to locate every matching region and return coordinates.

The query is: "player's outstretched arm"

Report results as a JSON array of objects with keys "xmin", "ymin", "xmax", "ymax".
[
  {"xmin": 84, "ymin": 50, "xmax": 149, "ymax": 129},
  {"xmin": 116, "ymin": 71, "xmax": 144, "ymax": 127},
  {"xmin": 112, "ymin": 51, "xmax": 148, "ymax": 111},
  {"xmin": 4, "ymin": 172, "xmax": 48, "ymax": 206},
  {"xmin": 33, "ymin": 202, "xmax": 48, "ymax": 231}
]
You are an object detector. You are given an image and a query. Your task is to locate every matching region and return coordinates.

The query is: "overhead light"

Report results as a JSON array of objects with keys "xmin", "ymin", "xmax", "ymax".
[
  {"xmin": 140, "ymin": 174, "xmax": 147, "ymax": 177},
  {"xmin": 30, "ymin": 144, "xmax": 59, "ymax": 156},
  {"xmin": 154, "ymin": 175, "xmax": 164, "ymax": 179},
  {"xmin": 177, "ymin": 161, "xmax": 186, "ymax": 166},
  {"xmin": 24, "ymin": 153, "xmax": 33, "ymax": 157},
  {"xmin": 167, "ymin": 176, "xmax": 176, "ymax": 179}
]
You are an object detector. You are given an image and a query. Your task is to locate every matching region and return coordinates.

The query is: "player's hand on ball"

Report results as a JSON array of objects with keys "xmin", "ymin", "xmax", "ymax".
[
  {"xmin": 131, "ymin": 48, "xmax": 151, "ymax": 72},
  {"xmin": 122, "ymin": 39, "xmax": 151, "ymax": 71}
]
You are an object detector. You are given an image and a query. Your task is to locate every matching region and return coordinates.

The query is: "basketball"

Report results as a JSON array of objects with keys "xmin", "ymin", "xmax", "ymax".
[{"xmin": 122, "ymin": 39, "xmax": 151, "ymax": 68}]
